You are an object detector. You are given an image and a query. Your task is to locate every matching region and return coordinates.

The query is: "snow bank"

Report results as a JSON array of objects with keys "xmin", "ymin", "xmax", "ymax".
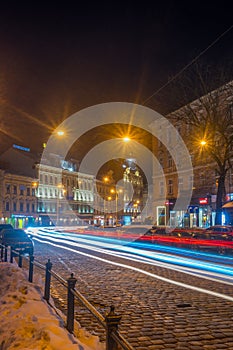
[{"xmin": 0, "ymin": 262, "xmax": 105, "ymax": 350}]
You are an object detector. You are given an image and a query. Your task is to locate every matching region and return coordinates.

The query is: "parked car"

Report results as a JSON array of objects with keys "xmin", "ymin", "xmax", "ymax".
[
  {"xmin": 0, "ymin": 224, "xmax": 13, "ymax": 234},
  {"xmin": 205, "ymin": 225, "xmax": 233, "ymax": 235},
  {"xmin": 0, "ymin": 228, "xmax": 34, "ymax": 256}
]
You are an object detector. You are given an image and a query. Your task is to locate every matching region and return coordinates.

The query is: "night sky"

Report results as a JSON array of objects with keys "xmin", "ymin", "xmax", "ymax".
[{"xmin": 0, "ymin": 1, "xmax": 232, "ymax": 157}]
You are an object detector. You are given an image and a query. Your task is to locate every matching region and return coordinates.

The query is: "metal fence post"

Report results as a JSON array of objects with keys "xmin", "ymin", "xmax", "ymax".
[
  {"xmin": 18, "ymin": 254, "xmax": 22, "ymax": 268},
  {"xmin": 4, "ymin": 246, "xmax": 8, "ymax": 262},
  {"xmin": 28, "ymin": 255, "xmax": 34, "ymax": 283},
  {"xmin": 10, "ymin": 247, "xmax": 14, "ymax": 263},
  {"xmin": 66, "ymin": 273, "xmax": 77, "ymax": 333},
  {"xmin": 44, "ymin": 259, "xmax": 53, "ymax": 301},
  {"xmin": 105, "ymin": 305, "xmax": 122, "ymax": 350}
]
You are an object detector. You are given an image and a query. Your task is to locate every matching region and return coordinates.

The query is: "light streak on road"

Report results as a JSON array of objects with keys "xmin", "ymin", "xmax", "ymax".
[
  {"xmin": 30, "ymin": 228, "xmax": 233, "ymax": 279},
  {"xmin": 28, "ymin": 226, "xmax": 233, "ymax": 264},
  {"xmin": 31, "ymin": 229, "xmax": 233, "ymax": 301},
  {"xmin": 34, "ymin": 237, "xmax": 233, "ymax": 301}
]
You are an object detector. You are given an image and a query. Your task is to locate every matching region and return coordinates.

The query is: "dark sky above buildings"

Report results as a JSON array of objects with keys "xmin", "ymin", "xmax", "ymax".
[{"xmin": 0, "ymin": 1, "xmax": 232, "ymax": 158}]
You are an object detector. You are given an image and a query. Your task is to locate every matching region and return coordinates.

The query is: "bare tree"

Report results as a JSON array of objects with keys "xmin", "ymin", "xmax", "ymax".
[{"xmin": 169, "ymin": 67, "xmax": 233, "ymax": 224}]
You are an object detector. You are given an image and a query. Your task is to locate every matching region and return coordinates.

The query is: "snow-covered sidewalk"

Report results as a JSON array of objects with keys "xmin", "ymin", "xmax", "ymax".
[{"xmin": 0, "ymin": 262, "xmax": 104, "ymax": 350}]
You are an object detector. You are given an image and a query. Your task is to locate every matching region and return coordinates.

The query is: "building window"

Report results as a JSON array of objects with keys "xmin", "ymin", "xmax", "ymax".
[
  {"xmin": 6, "ymin": 184, "xmax": 10, "ymax": 194},
  {"xmin": 168, "ymin": 154, "xmax": 173, "ymax": 168},
  {"xmin": 20, "ymin": 202, "xmax": 24, "ymax": 212},
  {"xmin": 5, "ymin": 202, "xmax": 9, "ymax": 211},
  {"xmin": 159, "ymin": 181, "xmax": 164, "ymax": 196},
  {"xmin": 32, "ymin": 203, "xmax": 35, "ymax": 213},
  {"xmin": 26, "ymin": 203, "xmax": 30, "ymax": 212},
  {"xmin": 20, "ymin": 185, "xmax": 25, "ymax": 195},
  {"xmin": 13, "ymin": 202, "xmax": 17, "ymax": 211},
  {"xmin": 50, "ymin": 176, "xmax": 53, "ymax": 185},
  {"xmin": 13, "ymin": 186, "xmax": 17, "ymax": 194},
  {"xmin": 200, "ymin": 174, "xmax": 205, "ymax": 186},
  {"xmin": 45, "ymin": 175, "xmax": 48, "ymax": 184},
  {"xmin": 27, "ymin": 187, "xmax": 30, "ymax": 196},
  {"xmin": 32, "ymin": 188, "xmax": 36, "ymax": 196},
  {"xmin": 168, "ymin": 179, "xmax": 173, "ymax": 195},
  {"xmin": 157, "ymin": 206, "xmax": 166, "ymax": 226}
]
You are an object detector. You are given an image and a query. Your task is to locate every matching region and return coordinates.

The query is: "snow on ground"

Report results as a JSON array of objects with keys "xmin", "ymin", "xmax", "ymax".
[{"xmin": 0, "ymin": 262, "xmax": 105, "ymax": 350}]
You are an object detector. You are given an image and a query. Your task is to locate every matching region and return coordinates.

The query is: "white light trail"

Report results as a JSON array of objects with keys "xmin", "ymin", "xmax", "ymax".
[
  {"xmin": 31, "ymin": 229, "xmax": 233, "ymax": 278},
  {"xmin": 34, "ymin": 236, "xmax": 233, "ymax": 302}
]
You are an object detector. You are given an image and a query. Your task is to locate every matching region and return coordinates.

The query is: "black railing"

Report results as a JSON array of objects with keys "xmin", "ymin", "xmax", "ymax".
[{"xmin": 0, "ymin": 244, "xmax": 134, "ymax": 350}]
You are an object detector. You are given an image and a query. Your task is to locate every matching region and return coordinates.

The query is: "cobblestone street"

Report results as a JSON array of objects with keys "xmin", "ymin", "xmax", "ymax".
[{"xmin": 34, "ymin": 241, "xmax": 233, "ymax": 349}]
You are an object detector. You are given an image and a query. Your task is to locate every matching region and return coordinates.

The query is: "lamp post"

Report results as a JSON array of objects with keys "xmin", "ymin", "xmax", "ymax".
[
  {"xmin": 32, "ymin": 182, "xmax": 38, "ymax": 225},
  {"xmin": 103, "ymin": 197, "xmax": 106, "ymax": 225},
  {"xmin": 57, "ymin": 184, "xmax": 65, "ymax": 226},
  {"xmin": 110, "ymin": 188, "xmax": 123, "ymax": 225},
  {"xmin": 103, "ymin": 196, "xmax": 112, "ymax": 227},
  {"xmin": 133, "ymin": 200, "xmax": 140, "ymax": 219}
]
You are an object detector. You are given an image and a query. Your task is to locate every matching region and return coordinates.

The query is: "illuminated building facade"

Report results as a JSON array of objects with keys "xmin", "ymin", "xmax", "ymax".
[
  {"xmin": 36, "ymin": 154, "xmax": 95, "ymax": 226},
  {"xmin": 151, "ymin": 81, "xmax": 233, "ymax": 227},
  {"xmin": 122, "ymin": 165, "xmax": 144, "ymax": 224},
  {"xmin": 0, "ymin": 169, "xmax": 38, "ymax": 228}
]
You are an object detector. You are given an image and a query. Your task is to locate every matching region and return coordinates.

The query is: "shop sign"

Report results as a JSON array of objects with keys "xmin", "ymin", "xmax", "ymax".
[
  {"xmin": 211, "ymin": 195, "xmax": 216, "ymax": 203},
  {"xmin": 188, "ymin": 205, "xmax": 199, "ymax": 213},
  {"xmin": 199, "ymin": 197, "xmax": 208, "ymax": 205},
  {"xmin": 226, "ymin": 193, "xmax": 233, "ymax": 201}
]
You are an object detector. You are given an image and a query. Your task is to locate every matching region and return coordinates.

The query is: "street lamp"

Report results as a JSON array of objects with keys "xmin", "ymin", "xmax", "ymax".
[
  {"xmin": 110, "ymin": 188, "xmax": 123, "ymax": 225},
  {"xmin": 103, "ymin": 196, "xmax": 112, "ymax": 227},
  {"xmin": 133, "ymin": 200, "xmax": 140, "ymax": 217},
  {"xmin": 57, "ymin": 184, "xmax": 65, "ymax": 226},
  {"xmin": 103, "ymin": 176, "xmax": 109, "ymax": 183},
  {"xmin": 200, "ymin": 140, "xmax": 207, "ymax": 146}
]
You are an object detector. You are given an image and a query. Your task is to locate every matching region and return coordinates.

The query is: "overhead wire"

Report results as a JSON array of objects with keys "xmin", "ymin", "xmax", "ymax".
[{"xmin": 142, "ymin": 23, "xmax": 233, "ymax": 106}]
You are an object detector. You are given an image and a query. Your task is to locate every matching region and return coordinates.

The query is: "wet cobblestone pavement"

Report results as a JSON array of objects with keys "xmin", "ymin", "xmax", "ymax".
[{"xmin": 34, "ymin": 241, "xmax": 233, "ymax": 349}]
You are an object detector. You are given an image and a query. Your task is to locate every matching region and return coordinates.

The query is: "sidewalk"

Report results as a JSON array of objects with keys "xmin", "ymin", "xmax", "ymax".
[{"xmin": 0, "ymin": 262, "xmax": 104, "ymax": 350}]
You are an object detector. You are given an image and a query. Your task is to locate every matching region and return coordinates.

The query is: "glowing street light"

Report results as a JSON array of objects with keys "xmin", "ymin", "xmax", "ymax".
[
  {"xmin": 103, "ymin": 176, "xmax": 109, "ymax": 183},
  {"xmin": 200, "ymin": 140, "xmax": 207, "ymax": 146},
  {"xmin": 57, "ymin": 130, "xmax": 65, "ymax": 136},
  {"xmin": 123, "ymin": 136, "xmax": 130, "ymax": 143}
]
